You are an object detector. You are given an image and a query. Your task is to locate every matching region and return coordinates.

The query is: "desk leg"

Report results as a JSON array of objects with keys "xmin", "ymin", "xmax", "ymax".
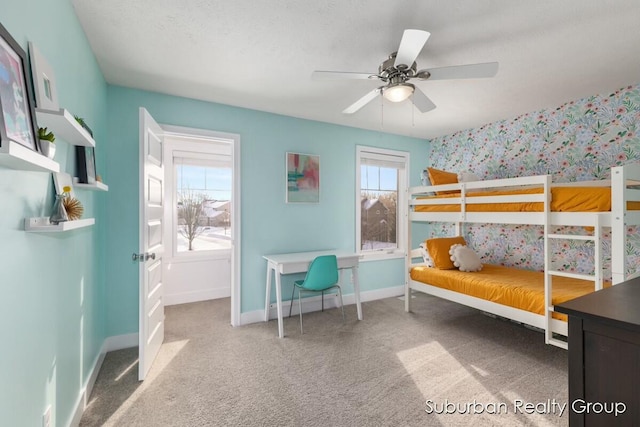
[
  {"xmin": 353, "ymin": 266, "xmax": 363, "ymax": 320},
  {"xmin": 275, "ymin": 270, "xmax": 284, "ymax": 338},
  {"xmin": 264, "ymin": 263, "xmax": 273, "ymax": 322}
]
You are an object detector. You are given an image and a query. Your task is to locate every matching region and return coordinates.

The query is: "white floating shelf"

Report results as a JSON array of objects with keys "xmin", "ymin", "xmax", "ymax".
[
  {"xmin": 25, "ymin": 217, "xmax": 95, "ymax": 232},
  {"xmin": 73, "ymin": 177, "xmax": 109, "ymax": 191},
  {"xmin": 36, "ymin": 108, "xmax": 95, "ymax": 147},
  {"xmin": 0, "ymin": 140, "xmax": 60, "ymax": 172}
]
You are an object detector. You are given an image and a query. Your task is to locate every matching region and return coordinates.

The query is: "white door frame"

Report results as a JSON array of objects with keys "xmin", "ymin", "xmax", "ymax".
[{"xmin": 161, "ymin": 124, "xmax": 241, "ymax": 327}]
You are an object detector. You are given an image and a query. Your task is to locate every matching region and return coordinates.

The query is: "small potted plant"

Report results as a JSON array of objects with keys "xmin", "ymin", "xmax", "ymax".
[
  {"xmin": 38, "ymin": 127, "xmax": 56, "ymax": 159},
  {"xmin": 74, "ymin": 116, "xmax": 93, "ymax": 137}
]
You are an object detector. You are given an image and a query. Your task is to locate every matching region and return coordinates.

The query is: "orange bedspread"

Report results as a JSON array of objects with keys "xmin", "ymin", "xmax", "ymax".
[
  {"xmin": 410, "ymin": 264, "xmax": 607, "ymax": 321},
  {"xmin": 415, "ymin": 186, "xmax": 640, "ymax": 212}
]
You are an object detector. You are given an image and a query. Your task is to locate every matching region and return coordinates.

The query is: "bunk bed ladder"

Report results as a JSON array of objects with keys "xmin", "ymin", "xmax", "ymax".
[
  {"xmin": 543, "ymin": 176, "xmax": 553, "ymax": 346},
  {"xmin": 611, "ymin": 165, "xmax": 631, "ymax": 285},
  {"xmin": 545, "ymin": 214, "xmax": 603, "ymax": 349}
]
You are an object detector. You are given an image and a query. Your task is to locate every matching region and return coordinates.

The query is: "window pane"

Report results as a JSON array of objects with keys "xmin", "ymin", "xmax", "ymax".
[
  {"xmin": 379, "ymin": 167, "xmax": 397, "ymax": 191},
  {"xmin": 361, "ymin": 165, "xmax": 380, "ymax": 190},
  {"xmin": 176, "ymin": 162, "xmax": 232, "ymax": 252},
  {"xmin": 360, "ymin": 163, "xmax": 398, "ymax": 251}
]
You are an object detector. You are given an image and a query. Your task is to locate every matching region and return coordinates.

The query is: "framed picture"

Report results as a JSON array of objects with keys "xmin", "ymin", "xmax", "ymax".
[
  {"xmin": 53, "ymin": 172, "xmax": 75, "ymax": 198},
  {"xmin": 76, "ymin": 146, "xmax": 96, "ymax": 184},
  {"xmin": 0, "ymin": 22, "xmax": 39, "ymax": 152},
  {"xmin": 28, "ymin": 42, "xmax": 59, "ymax": 111},
  {"xmin": 286, "ymin": 152, "xmax": 319, "ymax": 203}
]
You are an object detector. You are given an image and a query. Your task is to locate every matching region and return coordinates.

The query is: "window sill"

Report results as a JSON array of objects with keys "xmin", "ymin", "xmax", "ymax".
[{"xmin": 358, "ymin": 251, "xmax": 406, "ymax": 263}]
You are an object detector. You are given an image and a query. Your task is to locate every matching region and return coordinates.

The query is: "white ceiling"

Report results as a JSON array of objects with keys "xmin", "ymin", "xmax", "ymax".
[{"xmin": 71, "ymin": 0, "xmax": 640, "ymax": 139}]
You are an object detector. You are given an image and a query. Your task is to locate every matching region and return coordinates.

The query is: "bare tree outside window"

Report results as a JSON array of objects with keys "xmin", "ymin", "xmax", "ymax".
[
  {"xmin": 175, "ymin": 162, "xmax": 232, "ymax": 253},
  {"xmin": 178, "ymin": 188, "xmax": 206, "ymax": 251},
  {"xmin": 378, "ymin": 192, "xmax": 397, "ymax": 243}
]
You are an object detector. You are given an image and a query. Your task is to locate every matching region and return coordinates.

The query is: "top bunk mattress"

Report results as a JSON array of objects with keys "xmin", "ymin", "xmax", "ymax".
[
  {"xmin": 414, "ymin": 186, "xmax": 640, "ymax": 213},
  {"xmin": 410, "ymin": 264, "xmax": 607, "ymax": 320}
]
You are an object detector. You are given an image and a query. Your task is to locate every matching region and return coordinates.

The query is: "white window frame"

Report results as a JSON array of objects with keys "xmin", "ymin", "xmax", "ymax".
[
  {"xmin": 356, "ymin": 145, "xmax": 409, "ymax": 261},
  {"xmin": 165, "ymin": 135, "xmax": 234, "ymax": 261}
]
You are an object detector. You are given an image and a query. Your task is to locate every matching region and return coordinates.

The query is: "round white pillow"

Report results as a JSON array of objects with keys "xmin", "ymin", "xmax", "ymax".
[{"xmin": 449, "ymin": 244, "xmax": 482, "ymax": 272}]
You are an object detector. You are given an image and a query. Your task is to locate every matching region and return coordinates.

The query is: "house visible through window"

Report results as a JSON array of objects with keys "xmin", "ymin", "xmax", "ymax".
[
  {"xmin": 356, "ymin": 146, "xmax": 408, "ymax": 258},
  {"xmin": 175, "ymin": 156, "xmax": 232, "ymax": 253}
]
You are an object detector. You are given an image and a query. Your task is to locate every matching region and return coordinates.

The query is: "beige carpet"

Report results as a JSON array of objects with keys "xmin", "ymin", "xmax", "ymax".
[{"xmin": 79, "ymin": 293, "xmax": 568, "ymax": 426}]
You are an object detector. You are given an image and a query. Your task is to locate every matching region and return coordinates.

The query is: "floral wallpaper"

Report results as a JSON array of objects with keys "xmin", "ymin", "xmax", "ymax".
[{"xmin": 426, "ymin": 84, "xmax": 640, "ymax": 280}]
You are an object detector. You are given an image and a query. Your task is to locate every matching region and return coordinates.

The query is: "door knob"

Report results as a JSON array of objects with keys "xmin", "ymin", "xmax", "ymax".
[{"xmin": 132, "ymin": 252, "xmax": 156, "ymax": 262}]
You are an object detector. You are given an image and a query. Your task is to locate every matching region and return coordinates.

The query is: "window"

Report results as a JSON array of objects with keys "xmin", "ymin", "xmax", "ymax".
[
  {"xmin": 174, "ymin": 152, "xmax": 232, "ymax": 253},
  {"xmin": 356, "ymin": 146, "xmax": 409, "ymax": 259}
]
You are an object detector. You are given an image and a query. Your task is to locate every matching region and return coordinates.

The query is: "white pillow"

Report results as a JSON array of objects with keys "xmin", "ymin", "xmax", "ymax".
[
  {"xmin": 457, "ymin": 171, "xmax": 482, "ymax": 193},
  {"xmin": 419, "ymin": 243, "xmax": 434, "ymax": 267},
  {"xmin": 449, "ymin": 244, "xmax": 482, "ymax": 272},
  {"xmin": 457, "ymin": 171, "xmax": 481, "ymax": 182}
]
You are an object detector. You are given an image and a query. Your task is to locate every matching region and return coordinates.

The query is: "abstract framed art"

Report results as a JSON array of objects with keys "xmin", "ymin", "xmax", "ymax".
[
  {"xmin": 0, "ymin": 22, "xmax": 39, "ymax": 152},
  {"xmin": 286, "ymin": 152, "xmax": 319, "ymax": 203}
]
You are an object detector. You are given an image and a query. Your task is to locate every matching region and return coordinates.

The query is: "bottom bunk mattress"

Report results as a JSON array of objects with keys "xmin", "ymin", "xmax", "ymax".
[{"xmin": 410, "ymin": 264, "xmax": 606, "ymax": 321}]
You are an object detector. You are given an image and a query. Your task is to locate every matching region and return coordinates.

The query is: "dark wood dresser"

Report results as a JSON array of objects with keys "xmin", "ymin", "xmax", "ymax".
[{"xmin": 555, "ymin": 276, "xmax": 640, "ymax": 426}]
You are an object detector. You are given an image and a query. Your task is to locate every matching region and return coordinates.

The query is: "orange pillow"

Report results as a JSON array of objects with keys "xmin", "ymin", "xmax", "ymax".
[
  {"xmin": 426, "ymin": 236, "xmax": 467, "ymax": 269},
  {"xmin": 427, "ymin": 167, "xmax": 459, "ymax": 195}
]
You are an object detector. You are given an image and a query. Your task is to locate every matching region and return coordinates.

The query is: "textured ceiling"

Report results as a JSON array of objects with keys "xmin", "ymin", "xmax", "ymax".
[{"xmin": 71, "ymin": 0, "xmax": 640, "ymax": 139}]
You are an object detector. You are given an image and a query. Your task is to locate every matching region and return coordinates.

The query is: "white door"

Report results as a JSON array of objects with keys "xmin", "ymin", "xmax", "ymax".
[{"xmin": 138, "ymin": 108, "xmax": 165, "ymax": 380}]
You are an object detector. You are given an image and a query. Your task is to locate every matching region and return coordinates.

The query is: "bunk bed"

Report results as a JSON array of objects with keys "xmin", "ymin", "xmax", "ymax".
[{"xmin": 405, "ymin": 163, "xmax": 640, "ymax": 348}]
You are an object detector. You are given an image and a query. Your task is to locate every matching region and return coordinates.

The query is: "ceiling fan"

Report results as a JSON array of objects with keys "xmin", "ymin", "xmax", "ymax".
[{"xmin": 312, "ymin": 29, "xmax": 499, "ymax": 114}]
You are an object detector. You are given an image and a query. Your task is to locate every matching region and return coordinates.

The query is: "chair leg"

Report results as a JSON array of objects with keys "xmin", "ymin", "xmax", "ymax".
[
  {"xmin": 337, "ymin": 286, "xmax": 345, "ymax": 322},
  {"xmin": 321, "ymin": 290, "xmax": 324, "ymax": 311},
  {"xmin": 289, "ymin": 285, "xmax": 296, "ymax": 318},
  {"xmin": 298, "ymin": 289, "xmax": 304, "ymax": 334}
]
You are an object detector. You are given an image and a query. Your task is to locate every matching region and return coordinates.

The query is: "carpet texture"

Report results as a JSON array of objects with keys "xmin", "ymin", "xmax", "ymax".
[{"xmin": 79, "ymin": 294, "xmax": 568, "ymax": 426}]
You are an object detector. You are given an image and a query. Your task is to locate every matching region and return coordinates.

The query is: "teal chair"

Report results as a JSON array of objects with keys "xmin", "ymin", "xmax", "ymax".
[{"xmin": 288, "ymin": 255, "xmax": 345, "ymax": 333}]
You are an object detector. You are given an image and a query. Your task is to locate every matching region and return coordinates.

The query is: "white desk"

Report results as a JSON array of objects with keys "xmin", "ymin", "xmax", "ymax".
[{"xmin": 263, "ymin": 250, "xmax": 363, "ymax": 338}]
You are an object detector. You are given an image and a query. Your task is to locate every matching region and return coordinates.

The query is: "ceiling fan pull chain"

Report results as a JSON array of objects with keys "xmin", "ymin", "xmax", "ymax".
[{"xmin": 380, "ymin": 96, "xmax": 384, "ymax": 129}]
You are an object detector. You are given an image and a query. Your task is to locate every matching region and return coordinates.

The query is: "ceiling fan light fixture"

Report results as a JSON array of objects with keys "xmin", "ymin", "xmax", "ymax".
[{"xmin": 383, "ymin": 83, "xmax": 415, "ymax": 103}]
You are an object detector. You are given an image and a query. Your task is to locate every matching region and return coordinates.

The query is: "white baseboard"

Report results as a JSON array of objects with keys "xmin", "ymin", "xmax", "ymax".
[
  {"xmin": 165, "ymin": 288, "xmax": 230, "ymax": 306},
  {"xmin": 240, "ymin": 285, "xmax": 404, "ymax": 325},
  {"xmin": 68, "ymin": 333, "xmax": 139, "ymax": 426},
  {"xmin": 104, "ymin": 333, "xmax": 139, "ymax": 351},
  {"xmin": 68, "ymin": 342, "xmax": 107, "ymax": 426}
]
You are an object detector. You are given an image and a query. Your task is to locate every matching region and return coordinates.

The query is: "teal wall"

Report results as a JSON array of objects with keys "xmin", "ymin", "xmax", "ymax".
[
  {"xmin": 1, "ymin": 1, "xmax": 107, "ymax": 426},
  {"xmin": 105, "ymin": 86, "xmax": 430, "ymax": 335}
]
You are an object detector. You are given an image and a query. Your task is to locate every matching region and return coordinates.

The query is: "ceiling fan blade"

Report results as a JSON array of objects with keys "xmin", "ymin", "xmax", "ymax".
[
  {"xmin": 342, "ymin": 88, "xmax": 382, "ymax": 114},
  {"xmin": 419, "ymin": 61, "xmax": 499, "ymax": 80},
  {"xmin": 394, "ymin": 29, "xmax": 430, "ymax": 68},
  {"xmin": 312, "ymin": 71, "xmax": 376, "ymax": 80},
  {"xmin": 412, "ymin": 87, "xmax": 436, "ymax": 113}
]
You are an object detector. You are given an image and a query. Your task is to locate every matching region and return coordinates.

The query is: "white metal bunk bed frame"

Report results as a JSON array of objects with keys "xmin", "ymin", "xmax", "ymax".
[{"xmin": 405, "ymin": 163, "xmax": 640, "ymax": 348}]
